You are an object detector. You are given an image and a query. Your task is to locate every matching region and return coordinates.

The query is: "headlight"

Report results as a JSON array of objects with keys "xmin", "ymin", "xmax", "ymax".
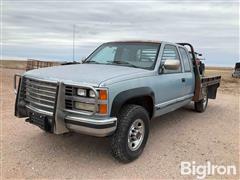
[
  {"xmin": 77, "ymin": 88, "xmax": 87, "ymax": 96},
  {"xmin": 89, "ymin": 90, "xmax": 96, "ymax": 98},
  {"xmin": 70, "ymin": 87, "xmax": 108, "ymax": 114},
  {"xmin": 74, "ymin": 102, "xmax": 95, "ymax": 111}
]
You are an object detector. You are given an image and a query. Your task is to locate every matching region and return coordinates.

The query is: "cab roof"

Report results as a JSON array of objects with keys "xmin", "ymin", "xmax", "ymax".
[
  {"xmin": 106, "ymin": 40, "xmax": 162, "ymax": 44},
  {"xmin": 105, "ymin": 40, "xmax": 185, "ymax": 47}
]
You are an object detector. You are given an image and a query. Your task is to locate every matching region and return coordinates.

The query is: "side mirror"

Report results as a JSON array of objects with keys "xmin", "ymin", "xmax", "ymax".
[{"xmin": 163, "ymin": 59, "xmax": 180, "ymax": 70}]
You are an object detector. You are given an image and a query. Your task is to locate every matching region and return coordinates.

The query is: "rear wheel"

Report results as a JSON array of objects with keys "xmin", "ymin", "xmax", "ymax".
[
  {"xmin": 111, "ymin": 104, "xmax": 150, "ymax": 163},
  {"xmin": 195, "ymin": 87, "xmax": 208, "ymax": 112}
]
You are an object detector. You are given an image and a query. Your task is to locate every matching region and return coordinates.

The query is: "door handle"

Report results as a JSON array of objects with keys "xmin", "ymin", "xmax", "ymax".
[{"xmin": 181, "ymin": 78, "xmax": 186, "ymax": 83}]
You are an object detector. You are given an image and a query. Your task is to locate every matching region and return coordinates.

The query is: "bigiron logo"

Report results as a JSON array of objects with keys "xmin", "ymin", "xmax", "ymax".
[{"xmin": 180, "ymin": 161, "xmax": 237, "ymax": 179}]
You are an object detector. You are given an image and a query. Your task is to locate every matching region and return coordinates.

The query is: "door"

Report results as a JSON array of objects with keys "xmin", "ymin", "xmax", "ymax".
[
  {"xmin": 154, "ymin": 44, "xmax": 186, "ymax": 112},
  {"xmin": 179, "ymin": 47, "xmax": 195, "ymax": 97}
]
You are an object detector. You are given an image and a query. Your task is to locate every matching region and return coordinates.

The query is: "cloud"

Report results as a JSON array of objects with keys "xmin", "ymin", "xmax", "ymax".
[{"xmin": 2, "ymin": 0, "xmax": 239, "ymax": 66}]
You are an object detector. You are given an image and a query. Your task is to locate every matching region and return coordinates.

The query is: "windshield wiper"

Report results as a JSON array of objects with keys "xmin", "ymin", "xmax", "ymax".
[
  {"xmin": 107, "ymin": 60, "xmax": 138, "ymax": 68},
  {"xmin": 83, "ymin": 60, "xmax": 100, "ymax": 64},
  {"xmin": 61, "ymin": 61, "xmax": 80, "ymax": 65}
]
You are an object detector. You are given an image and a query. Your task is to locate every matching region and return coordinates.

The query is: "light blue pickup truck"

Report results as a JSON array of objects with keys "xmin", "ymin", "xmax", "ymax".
[{"xmin": 14, "ymin": 41, "xmax": 221, "ymax": 162}]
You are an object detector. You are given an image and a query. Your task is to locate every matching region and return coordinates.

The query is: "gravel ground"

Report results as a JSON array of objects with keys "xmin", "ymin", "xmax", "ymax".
[{"xmin": 0, "ymin": 68, "xmax": 239, "ymax": 179}]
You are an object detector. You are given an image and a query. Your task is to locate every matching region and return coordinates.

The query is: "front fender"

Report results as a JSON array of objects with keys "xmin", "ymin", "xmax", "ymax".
[{"xmin": 110, "ymin": 87, "xmax": 155, "ymax": 117}]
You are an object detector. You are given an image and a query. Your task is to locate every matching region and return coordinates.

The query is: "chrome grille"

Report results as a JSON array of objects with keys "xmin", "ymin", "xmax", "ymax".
[
  {"xmin": 23, "ymin": 77, "xmax": 57, "ymax": 116},
  {"xmin": 65, "ymin": 86, "xmax": 73, "ymax": 109}
]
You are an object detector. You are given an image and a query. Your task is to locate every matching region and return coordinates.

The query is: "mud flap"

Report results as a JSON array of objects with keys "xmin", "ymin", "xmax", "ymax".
[{"xmin": 207, "ymin": 83, "xmax": 220, "ymax": 99}]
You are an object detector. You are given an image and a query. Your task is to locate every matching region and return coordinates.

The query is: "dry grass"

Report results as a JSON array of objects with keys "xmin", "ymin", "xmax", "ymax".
[
  {"xmin": 0, "ymin": 60, "xmax": 27, "ymax": 69},
  {"xmin": 0, "ymin": 60, "xmax": 61, "ymax": 70},
  {"xmin": 205, "ymin": 67, "xmax": 239, "ymax": 95}
]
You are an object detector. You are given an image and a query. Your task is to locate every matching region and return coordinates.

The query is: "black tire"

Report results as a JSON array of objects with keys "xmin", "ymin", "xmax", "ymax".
[
  {"xmin": 111, "ymin": 104, "xmax": 150, "ymax": 163},
  {"xmin": 195, "ymin": 88, "xmax": 208, "ymax": 113}
]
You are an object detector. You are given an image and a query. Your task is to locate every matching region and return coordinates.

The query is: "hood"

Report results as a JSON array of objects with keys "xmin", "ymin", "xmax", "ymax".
[{"xmin": 24, "ymin": 64, "xmax": 153, "ymax": 86}]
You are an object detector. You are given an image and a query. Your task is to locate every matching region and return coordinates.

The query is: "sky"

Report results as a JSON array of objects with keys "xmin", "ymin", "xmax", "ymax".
[{"xmin": 2, "ymin": 0, "xmax": 239, "ymax": 66}]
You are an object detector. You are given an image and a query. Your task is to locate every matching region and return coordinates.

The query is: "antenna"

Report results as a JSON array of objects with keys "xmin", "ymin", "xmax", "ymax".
[{"xmin": 72, "ymin": 24, "xmax": 76, "ymax": 61}]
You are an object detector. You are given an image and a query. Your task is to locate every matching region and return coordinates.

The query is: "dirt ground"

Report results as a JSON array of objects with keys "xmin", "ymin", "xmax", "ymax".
[{"xmin": 0, "ymin": 68, "xmax": 239, "ymax": 179}]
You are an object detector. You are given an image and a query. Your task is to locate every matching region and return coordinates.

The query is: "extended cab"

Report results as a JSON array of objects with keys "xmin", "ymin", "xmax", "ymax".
[{"xmin": 14, "ymin": 41, "xmax": 221, "ymax": 162}]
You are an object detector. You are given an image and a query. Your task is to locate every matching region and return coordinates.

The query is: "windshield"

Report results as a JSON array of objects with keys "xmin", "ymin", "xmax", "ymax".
[{"xmin": 84, "ymin": 42, "xmax": 160, "ymax": 70}]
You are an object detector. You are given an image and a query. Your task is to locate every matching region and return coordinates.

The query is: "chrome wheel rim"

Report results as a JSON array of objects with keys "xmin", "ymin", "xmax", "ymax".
[{"xmin": 128, "ymin": 119, "xmax": 145, "ymax": 151}]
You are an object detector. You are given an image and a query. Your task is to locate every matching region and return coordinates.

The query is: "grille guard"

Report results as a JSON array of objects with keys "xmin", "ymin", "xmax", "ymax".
[{"xmin": 14, "ymin": 74, "xmax": 22, "ymax": 95}]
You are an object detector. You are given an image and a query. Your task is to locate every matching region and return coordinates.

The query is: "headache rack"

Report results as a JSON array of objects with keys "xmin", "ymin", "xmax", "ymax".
[{"xmin": 177, "ymin": 43, "xmax": 221, "ymax": 101}]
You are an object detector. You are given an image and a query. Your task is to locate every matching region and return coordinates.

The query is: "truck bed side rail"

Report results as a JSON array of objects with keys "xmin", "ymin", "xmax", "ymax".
[{"xmin": 201, "ymin": 76, "xmax": 221, "ymax": 87}]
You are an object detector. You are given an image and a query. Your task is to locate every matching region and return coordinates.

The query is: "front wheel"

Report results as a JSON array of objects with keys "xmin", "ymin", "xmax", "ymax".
[
  {"xmin": 195, "ymin": 87, "xmax": 208, "ymax": 112},
  {"xmin": 111, "ymin": 104, "xmax": 150, "ymax": 163}
]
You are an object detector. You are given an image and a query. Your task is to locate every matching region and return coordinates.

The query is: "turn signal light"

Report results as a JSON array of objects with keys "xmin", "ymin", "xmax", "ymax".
[
  {"xmin": 99, "ymin": 104, "xmax": 107, "ymax": 114},
  {"xmin": 99, "ymin": 90, "xmax": 107, "ymax": 100}
]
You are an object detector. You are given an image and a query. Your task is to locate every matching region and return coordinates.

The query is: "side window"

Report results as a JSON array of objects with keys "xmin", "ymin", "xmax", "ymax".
[
  {"xmin": 179, "ymin": 47, "xmax": 191, "ymax": 72},
  {"xmin": 161, "ymin": 44, "xmax": 181, "ymax": 73}
]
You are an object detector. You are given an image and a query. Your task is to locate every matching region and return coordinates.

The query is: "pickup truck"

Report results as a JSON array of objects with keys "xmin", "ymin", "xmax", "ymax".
[
  {"xmin": 14, "ymin": 41, "xmax": 221, "ymax": 163},
  {"xmin": 232, "ymin": 62, "xmax": 240, "ymax": 78}
]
